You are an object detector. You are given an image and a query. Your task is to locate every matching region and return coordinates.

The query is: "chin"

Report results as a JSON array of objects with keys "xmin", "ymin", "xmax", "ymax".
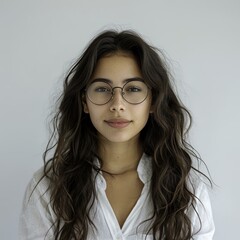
[
  {"xmin": 105, "ymin": 137, "xmax": 132, "ymax": 144},
  {"xmin": 100, "ymin": 133, "xmax": 140, "ymax": 144}
]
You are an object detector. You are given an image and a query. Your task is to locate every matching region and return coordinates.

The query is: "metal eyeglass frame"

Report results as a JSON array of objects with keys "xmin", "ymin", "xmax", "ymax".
[{"xmin": 85, "ymin": 81, "xmax": 150, "ymax": 106}]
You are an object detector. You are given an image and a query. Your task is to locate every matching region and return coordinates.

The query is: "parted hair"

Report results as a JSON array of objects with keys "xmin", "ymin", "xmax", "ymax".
[{"xmin": 41, "ymin": 30, "xmax": 209, "ymax": 240}]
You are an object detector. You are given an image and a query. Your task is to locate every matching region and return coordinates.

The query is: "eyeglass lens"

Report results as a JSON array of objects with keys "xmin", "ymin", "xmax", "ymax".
[{"xmin": 86, "ymin": 81, "xmax": 148, "ymax": 105}]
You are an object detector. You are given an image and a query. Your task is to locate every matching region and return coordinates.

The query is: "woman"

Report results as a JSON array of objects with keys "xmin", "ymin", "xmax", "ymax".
[{"xmin": 19, "ymin": 30, "xmax": 215, "ymax": 240}]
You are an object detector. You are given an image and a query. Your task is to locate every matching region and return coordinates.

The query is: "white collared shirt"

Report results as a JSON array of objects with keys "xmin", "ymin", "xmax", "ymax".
[{"xmin": 19, "ymin": 154, "xmax": 215, "ymax": 239}]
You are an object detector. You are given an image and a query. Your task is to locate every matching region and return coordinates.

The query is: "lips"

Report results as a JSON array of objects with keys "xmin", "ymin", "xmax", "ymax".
[{"xmin": 104, "ymin": 118, "xmax": 132, "ymax": 128}]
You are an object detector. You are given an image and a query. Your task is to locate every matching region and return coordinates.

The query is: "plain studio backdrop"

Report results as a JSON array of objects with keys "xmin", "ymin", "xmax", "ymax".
[{"xmin": 0, "ymin": 0, "xmax": 239, "ymax": 239}]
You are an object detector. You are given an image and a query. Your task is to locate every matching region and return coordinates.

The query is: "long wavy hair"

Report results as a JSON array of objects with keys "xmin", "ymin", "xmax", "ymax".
[{"xmin": 41, "ymin": 30, "xmax": 210, "ymax": 239}]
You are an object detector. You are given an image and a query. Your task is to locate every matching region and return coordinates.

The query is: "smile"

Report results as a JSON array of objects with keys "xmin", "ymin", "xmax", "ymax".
[{"xmin": 104, "ymin": 119, "xmax": 132, "ymax": 129}]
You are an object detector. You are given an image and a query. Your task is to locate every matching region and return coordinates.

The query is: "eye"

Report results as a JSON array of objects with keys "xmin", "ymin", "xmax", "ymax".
[
  {"xmin": 125, "ymin": 86, "xmax": 142, "ymax": 92},
  {"xmin": 95, "ymin": 87, "xmax": 111, "ymax": 92}
]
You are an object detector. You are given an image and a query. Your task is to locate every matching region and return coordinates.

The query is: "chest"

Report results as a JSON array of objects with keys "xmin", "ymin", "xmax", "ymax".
[{"xmin": 104, "ymin": 172, "xmax": 144, "ymax": 228}]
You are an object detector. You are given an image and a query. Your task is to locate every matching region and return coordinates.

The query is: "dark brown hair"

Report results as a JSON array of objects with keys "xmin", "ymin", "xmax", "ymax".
[{"xmin": 42, "ymin": 30, "xmax": 210, "ymax": 239}]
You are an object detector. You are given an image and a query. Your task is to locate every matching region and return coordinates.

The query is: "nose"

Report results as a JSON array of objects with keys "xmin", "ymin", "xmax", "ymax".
[{"xmin": 109, "ymin": 88, "xmax": 126, "ymax": 112}]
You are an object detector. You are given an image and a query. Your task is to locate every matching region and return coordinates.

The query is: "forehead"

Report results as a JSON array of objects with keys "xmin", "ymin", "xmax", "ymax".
[{"xmin": 91, "ymin": 52, "xmax": 142, "ymax": 83}]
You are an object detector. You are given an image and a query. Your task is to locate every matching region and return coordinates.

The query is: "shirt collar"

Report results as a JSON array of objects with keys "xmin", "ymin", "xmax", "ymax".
[
  {"xmin": 137, "ymin": 153, "xmax": 152, "ymax": 184},
  {"xmin": 93, "ymin": 153, "xmax": 152, "ymax": 190}
]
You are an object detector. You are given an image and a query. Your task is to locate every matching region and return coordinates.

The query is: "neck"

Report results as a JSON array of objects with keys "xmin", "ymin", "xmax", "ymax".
[{"xmin": 98, "ymin": 138, "xmax": 143, "ymax": 174}]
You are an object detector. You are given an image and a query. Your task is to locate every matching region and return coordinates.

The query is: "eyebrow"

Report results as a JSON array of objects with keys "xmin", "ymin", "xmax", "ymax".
[{"xmin": 91, "ymin": 77, "xmax": 144, "ymax": 84}]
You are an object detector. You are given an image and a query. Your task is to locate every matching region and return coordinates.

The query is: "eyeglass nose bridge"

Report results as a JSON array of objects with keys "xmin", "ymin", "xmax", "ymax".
[{"xmin": 111, "ymin": 86, "xmax": 125, "ymax": 98}]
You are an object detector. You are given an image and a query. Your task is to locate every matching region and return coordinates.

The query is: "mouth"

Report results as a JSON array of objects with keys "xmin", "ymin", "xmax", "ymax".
[{"xmin": 104, "ymin": 119, "xmax": 132, "ymax": 128}]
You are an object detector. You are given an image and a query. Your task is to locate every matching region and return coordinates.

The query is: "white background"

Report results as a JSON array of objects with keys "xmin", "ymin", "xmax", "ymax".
[{"xmin": 1, "ymin": 0, "xmax": 239, "ymax": 239}]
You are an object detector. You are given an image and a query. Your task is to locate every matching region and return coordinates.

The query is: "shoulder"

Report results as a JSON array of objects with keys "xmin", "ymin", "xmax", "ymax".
[
  {"xmin": 187, "ymin": 169, "xmax": 215, "ymax": 238},
  {"xmin": 187, "ymin": 169, "xmax": 212, "ymax": 199},
  {"xmin": 22, "ymin": 166, "xmax": 51, "ymax": 206},
  {"xmin": 187, "ymin": 169, "xmax": 213, "ymax": 214},
  {"xmin": 19, "ymin": 167, "xmax": 56, "ymax": 239}
]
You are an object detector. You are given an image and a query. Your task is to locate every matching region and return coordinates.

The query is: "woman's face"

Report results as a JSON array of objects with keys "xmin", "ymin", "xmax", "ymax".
[{"xmin": 83, "ymin": 52, "xmax": 152, "ymax": 145}]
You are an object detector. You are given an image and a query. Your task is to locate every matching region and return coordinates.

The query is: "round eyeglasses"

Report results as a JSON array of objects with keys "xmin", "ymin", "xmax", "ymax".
[{"xmin": 86, "ymin": 80, "xmax": 149, "ymax": 105}]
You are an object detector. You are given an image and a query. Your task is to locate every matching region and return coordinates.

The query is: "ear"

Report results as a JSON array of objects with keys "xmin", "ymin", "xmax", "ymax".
[
  {"xmin": 150, "ymin": 104, "xmax": 154, "ymax": 113},
  {"xmin": 82, "ymin": 94, "xmax": 89, "ymax": 113},
  {"xmin": 83, "ymin": 102, "xmax": 89, "ymax": 113}
]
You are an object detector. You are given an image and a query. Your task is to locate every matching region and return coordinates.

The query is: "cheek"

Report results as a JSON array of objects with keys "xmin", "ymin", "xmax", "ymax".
[
  {"xmin": 134, "ymin": 105, "xmax": 151, "ymax": 127},
  {"xmin": 88, "ymin": 108, "xmax": 98, "ymax": 121},
  {"xmin": 141, "ymin": 111, "xmax": 151, "ymax": 126},
  {"xmin": 85, "ymin": 100, "xmax": 97, "ymax": 116},
  {"xmin": 137, "ymin": 101, "xmax": 152, "ymax": 118},
  {"xmin": 86, "ymin": 105, "xmax": 103, "ymax": 126}
]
